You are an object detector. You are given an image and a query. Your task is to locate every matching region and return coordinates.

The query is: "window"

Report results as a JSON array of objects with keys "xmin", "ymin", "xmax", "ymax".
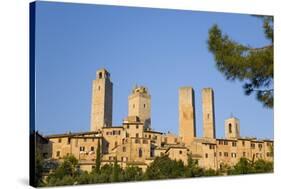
[
  {"xmin": 207, "ymin": 114, "xmax": 210, "ymax": 119},
  {"xmin": 92, "ymin": 138, "xmax": 95, "ymax": 142},
  {"xmin": 67, "ymin": 138, "xmax": 71, "ymax": 144},
  {"xmin": 209, "ymin": 145, "xmax": 215, "ymax": 149},
  {"xmin": 232, "ymin": 142, "xmax": 237, "ymax": 147},
  {"xmin": 205, "ymin": 153, "xmax": 208, "ymax": 158},
  {"xmin": 242, "ymin": 141, "xmax": 245, "ymax": 146},
  {"xmin": 224, "ymin": 152, "xmax": 228, "ymax": 157},
  {"xmin": 214, "ymin": 152, "xmax": 216, "ymax": 157},
  {"xmin": 139, "ymin": 148, "xmax": 143, "ymax": 158},
  {"xmin": 75, "ymin": 139, "xmax": 78, "ymax": 147},
  {"xmin": 144, "ymin": 104, "xmax": 146, "ymax": 108},
  {"xmin": 91, "ymin": 146, "xmax": 94, "ymax": 151},
  {"xmin": 135, "ymin": 139, "xmax": 140, "ymax": 144},
  {"xmin": 224, "ymin": 141, "xmax": 228, "ymax": 145},
  {"xmin": 115, "ymin": 141, "xmax": 118, "ymax": 147},
  {"xmin": 136, "ymin": 133, "xmax": 139, "ymax": 138},
  {"xmin": 258, "ymin": 144, "xmax": 263, "ymax": 149},
  {"xmin": 219, "ymin": 140, "xmax": 223, "ymax": 145},
  {"xmin": 127, "ymin": 125, "xmax": 129, "ymax": 129},
  {"xmin": 56, "ymin": 151, "xmax": 60, "ymax": 157},
  {"xmin": 84, "ymin": 138, "xmax": 87, "ymax": 142},
  {"xmin": 231, "ymin": 153, "xmax": 236, "ymax": 158},
  {"xmin": 251, "ymin": 143, "xmax": 255, "ymax": 149},
  {"xmin": 243, "ymin": 152, "xmax": 246, "ymax": 157},
  {"xmin": 179, "ymin": 150, "xmax": 182, "ymax": 155},
  {"xmin": 229, "ymin": 123, "xmax": 232, "ymax": 133},
  {"xmin": 143, "ymin": 139, "xmax": 148, "ymax": 144},
  {"xmin": 219, "ymin": 152, "xmax": 222, "ymax": 156},
  {"xmin": 133, "ymin": 104, "xmax": 135, "ymax": 108},
  {"xmin": 58, "ymin": 138, "xmax": 62, "ymax": 143},
  {"xmin": 99, "ymin": 72, "xmax": 102, "ymax": 79},
  {"xmin": 98, "ymin": 86, "xmax": 100, "ymax": 90},
  {"xmin": 123, "ymin": 147, "xmax": 126, "ymax": 152},
  {"xmin": 80, "ymin": 146, "xmax": 85, "ymax": 151},
  {"xmin": 267, "ymin": 142, "xmax": 271, "ymax": 146},
  {"xmin": 136, "ymin": 125, "xmax": 139, "ymax": 129}
]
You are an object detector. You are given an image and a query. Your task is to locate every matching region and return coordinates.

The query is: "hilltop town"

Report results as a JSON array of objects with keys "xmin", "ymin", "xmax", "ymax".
[{"xmin": 36, "ymin": 68, "xmax": 273, "ymax": 172}]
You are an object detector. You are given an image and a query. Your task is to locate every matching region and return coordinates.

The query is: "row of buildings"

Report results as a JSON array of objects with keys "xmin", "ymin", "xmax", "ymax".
[{"xmin": 36, "ymin": 68, "xmax": 273, "ymax": 172}]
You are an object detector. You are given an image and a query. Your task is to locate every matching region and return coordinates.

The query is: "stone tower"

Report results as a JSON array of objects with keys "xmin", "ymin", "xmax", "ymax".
[
  {"xmin": 225, "ymin": 117, "xmax": 240, "ymax": 139},
  {"xmin": 128, "ymin": 86, "xmax": 151, "ymax": 130},
  {"xmin": 179, "ymin": 87, "xmax": 196, "ymax": 144},
  {"xmin": 90, "ymin": 68, "xmax": 113, "ymax": 131},
  {"xmin": 202, "ymin": 88, "xmax": 216, "ymax": 139}
]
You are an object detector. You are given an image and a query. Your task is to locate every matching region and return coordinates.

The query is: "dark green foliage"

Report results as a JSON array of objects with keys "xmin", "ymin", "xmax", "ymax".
[
  {"xmin": 95, "ymin": 139, "xmax": 101, "ymax": 173},
  {"xmin": 228, "ymin": 158, "xmax": 273, "ymax": 175},
  {"xmin": 144, "ymin": 155, "xmax": 185, "ymax": 180},
  {"xmin": 228, "ymin": 158, "xmax": 254, "ymax": 175},
  {"xmin": 123, "ymin": 166, "xmax": 143, "ymax": 181},
  {"xmin": 253, "ymin": 159, "xmax": 273, "ymax": 173},
  {"xmin": 207, "ymin": 16, "xmax": 273, "ymax": 108},
  {"xmin": 43, "ymin": 154, "xmax": 273, "ymax": 186},
  {"xmin": 45, "ymin": 155, "xmax": 79, "ymax": 186},
  {"xmin": 34, "ymin": 150, "xmax": 44, "ymax": 186}
]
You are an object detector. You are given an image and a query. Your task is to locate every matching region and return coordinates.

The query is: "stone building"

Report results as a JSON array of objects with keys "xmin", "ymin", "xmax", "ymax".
[{"xmin": 38, "ymin": 68, "xmax": 273, "ymax": 172}]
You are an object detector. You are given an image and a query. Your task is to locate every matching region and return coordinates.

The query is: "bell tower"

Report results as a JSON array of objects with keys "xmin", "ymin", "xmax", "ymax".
[
  {"xmin": 90, "ymin": 68, "xmax": 113, "ymax": 131},
  {"xmin": 225, "ymin": 117, "xmax": 240, "ymax": 139}
]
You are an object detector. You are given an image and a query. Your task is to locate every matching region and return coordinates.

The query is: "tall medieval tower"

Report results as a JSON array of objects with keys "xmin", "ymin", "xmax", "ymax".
[
  {"xmin": 90, "ymin": 69, "xmax": 113, "ymax": 131},
  {"xmin": 202, "ymin": 88, "xmax": 216, "ymax": 139},
  {"xmin": 225, "ymin": 117, "xmax": 240, "ymax": 139},
  {"xmin": 128, "ymin": 86, "xmax": 151, "ymax": 130},
  {"xmin": 179, "ymin": 87, "xmax": 196, "ymax": 144}
]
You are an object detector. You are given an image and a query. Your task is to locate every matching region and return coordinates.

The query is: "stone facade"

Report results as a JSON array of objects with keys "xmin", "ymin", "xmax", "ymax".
[{"xmin": 38, "ymin": 69, "xmax": 273, "ymax": 173}]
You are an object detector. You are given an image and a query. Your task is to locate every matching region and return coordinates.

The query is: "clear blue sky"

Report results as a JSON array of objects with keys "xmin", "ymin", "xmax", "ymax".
[{"xmin": 35, "ymin": 1, "xmax": 273, "ymax": 139}]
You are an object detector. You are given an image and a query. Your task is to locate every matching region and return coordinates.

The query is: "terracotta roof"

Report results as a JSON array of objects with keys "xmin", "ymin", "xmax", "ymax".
[{"xmin": 45, "ymin": 131, "xmax": 100, "ymax": 138}]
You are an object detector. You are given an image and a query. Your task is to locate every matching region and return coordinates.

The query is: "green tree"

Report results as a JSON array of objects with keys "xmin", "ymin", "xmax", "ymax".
[
  {"xmin": 34, "ymin": 150, "xmax": 44, "ymax": 186},
  {"xmin": 46, "ymin": 155, "xmax": 79, "ymax": 186},
  {"xmin": 207, "ymin": 16, "xmax": 273, "ymax": 108},
  {"xmin": 144, "ymin": 155, "xmax": 185, "ymax": 180},
  {"xmin": 253, "ymin": 159, "xmax": 273, "ymax": 173},
  {"xmin": 95, "ymin": 139, "xmax": 101, "ymax": 173},
  {"xmin": 112, "ymin": 157, "xmax": 120, "ymax": 182},
  {"xmin": 185, "ymin": 154, "xmax": 204, "ymax": 177},
  {"xmin": 123, "ymin": 166, "xmax": 143, "ymax": 181},
  {"xmin": 228, "ymin": 158, "xmax": 254, "ymax": 175}
]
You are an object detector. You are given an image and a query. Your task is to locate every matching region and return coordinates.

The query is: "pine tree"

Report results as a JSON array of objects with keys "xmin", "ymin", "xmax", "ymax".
[{"xmin": 207, "ymin": 16, "xmax": 273, "ymax": 108}]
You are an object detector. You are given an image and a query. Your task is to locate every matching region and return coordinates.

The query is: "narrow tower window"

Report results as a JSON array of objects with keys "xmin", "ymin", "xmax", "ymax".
[
  {"xmin": 229, "ymin": 123, "xmax": 232, "ymax": 133},
  {"xmin": 138, "ymin": 148, "xmax": 143, "ymax": 158},
  {"xmin": 99, "ymin": 72, "xmax": 102, "ymax": 79}
]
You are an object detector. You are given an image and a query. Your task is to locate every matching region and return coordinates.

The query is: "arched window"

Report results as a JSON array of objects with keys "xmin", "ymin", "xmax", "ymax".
[
  {"xmin": 228, "ymin": 123, "xmax": 232, "ymax": 133},
  {"xmin": 138, "ymin": 148, "xmax": 143, "ymax": 158},
  {"xmin": 99, "ymin": 72, "xmax": 102, "ymax": 79}
]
